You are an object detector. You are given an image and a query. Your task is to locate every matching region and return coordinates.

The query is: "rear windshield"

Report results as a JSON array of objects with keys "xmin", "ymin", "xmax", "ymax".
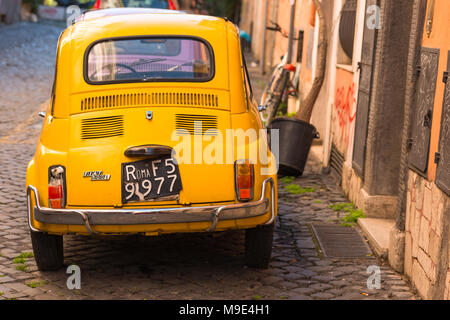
[
  {"xmin": 85, "ymin": 37, "xmax": 214, "ymax": 84},
  {"xmin": 122, "ymin": 0, "xmax": 168, "ymax": 8}
]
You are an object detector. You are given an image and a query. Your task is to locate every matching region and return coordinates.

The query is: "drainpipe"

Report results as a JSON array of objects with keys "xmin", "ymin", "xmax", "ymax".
[
  {"xmin": 286, "ymin": 0, "xmax": 297, "ymax": 64},
  {"xmin": 260, "ymin": 0, "xmax": 270, "ymax": 74}
]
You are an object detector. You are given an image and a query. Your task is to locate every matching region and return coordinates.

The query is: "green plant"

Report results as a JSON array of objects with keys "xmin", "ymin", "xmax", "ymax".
[
  {"xmin": 13, "ymin": 252, "xmax": 34, "ymax": 272},
  {"xmin": 27, "ymin": 280, "xmax": 46, "ymax": 288},
  {"xmin": 328, "ymin": 202, "xmax": 354, "ymax": 212},
  {"xmin": 328, "ymin": 202, "xmax": 365, "ymax": 226},
  {"xmin": 340, "ymin": 208, "xmax": 366, "ymax": 227},
  {"xmin": 15, "ymin": 265, "xmax": 27, "ymax": 272},
  {"xmin": 252, "ymin": 295, "xmax": 262, "ymax": 300},
  {"xmin": 284, "ymin": 184, "xmax": 315, "ymax": 194},
  {"xmin": 280, "ymin": 176, "xmax": 295, "ymax": 184},
  {"xmin": 13, "ymin": 257, "xmax": 26, "ymax": 264},
  {"xmin": 16, "ymin": 252, "xmax": 34, "ymax": 259}
]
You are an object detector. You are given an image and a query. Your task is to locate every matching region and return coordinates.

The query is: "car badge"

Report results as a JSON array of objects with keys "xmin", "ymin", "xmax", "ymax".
[
  {"xmin": 146, "ymin": 111, "xmax": 153, "ymax": 120},
  {"xmin": 83, "ymin": 171, "xmax": 111, "ymax": 181}
]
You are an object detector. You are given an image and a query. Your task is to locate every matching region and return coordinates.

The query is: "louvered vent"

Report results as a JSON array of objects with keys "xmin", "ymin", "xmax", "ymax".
[
  {"xmin": 81, "ymin": 115, "xmax": 124, "ymax": 140},
  {"xmin": 329, "ymin": 143, "xmax": 344, "ymax": 185},
  {"xmin": 81, "ymin": 92, "xmax": 219, "ymax": 111},
  {"xmin": 175, "ymin": 114, "xmax": 218, "ymax": 136}
]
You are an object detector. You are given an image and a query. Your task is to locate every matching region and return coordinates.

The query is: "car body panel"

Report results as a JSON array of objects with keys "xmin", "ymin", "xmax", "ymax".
[{"xmin": 26, "ymin": 10, "xmax": 278, "ymax": 236}]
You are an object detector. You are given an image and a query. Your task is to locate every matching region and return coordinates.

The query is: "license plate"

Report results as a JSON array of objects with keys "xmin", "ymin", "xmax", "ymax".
[{"xmin": 121, "ymin": 157, "xmax": 182, "ymax": 203}]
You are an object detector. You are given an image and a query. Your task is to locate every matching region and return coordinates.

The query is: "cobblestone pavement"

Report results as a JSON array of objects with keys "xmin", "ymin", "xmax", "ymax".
[{"xmin": 0, "ymin": 22, "xmax": 419, "ymax": 300}]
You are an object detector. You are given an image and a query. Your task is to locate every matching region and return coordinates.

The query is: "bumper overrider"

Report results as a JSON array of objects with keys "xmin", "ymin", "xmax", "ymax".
[{"xmin": 27, "ymin": 178, "xmax": 275, "ymax": 235}]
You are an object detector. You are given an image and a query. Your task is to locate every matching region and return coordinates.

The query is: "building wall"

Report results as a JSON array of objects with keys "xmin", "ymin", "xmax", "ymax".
[
  {"xmin": 239, "ymin": 0, "xmax": 449, "ymax": 300},
  {"xmin": 404, "ymin": 171, "xmax": 449, "ymax": 298},
  {"xmin": 239, "ymin": 0, "xmax": 333, "ymax": 143},
  {"xmin": 331, "ymin": 67, "xmax": 356, "ymax": 156},
  {"xmin": 403, "ymin": 0, "xmax": 450, "ymax": 300}
]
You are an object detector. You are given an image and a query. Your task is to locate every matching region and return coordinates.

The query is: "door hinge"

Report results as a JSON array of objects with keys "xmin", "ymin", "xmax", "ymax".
[
  {"xmin": 434, "ymin": 152, "xmax": 441, "ymax": 164},
  {"xmin": 443, "ymin": 71, "xmax": 449, "ymax": 83},
  {"xmin": 423, "ymin": 109, "xmax": 433, "ymax": 128},
  {"xmin": 357, "ymin": 62, "xmax": 362, "ymax": 72}
]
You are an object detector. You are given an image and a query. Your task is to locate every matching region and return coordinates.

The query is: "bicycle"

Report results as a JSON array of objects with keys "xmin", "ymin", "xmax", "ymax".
[{"xmin": 259, "ymin": 21, "xmax": 299, "ymax": 125}]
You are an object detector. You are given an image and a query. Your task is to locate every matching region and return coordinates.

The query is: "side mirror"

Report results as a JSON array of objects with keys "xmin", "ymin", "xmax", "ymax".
[
  {"xmin": 38, "ymin": 112, "xmax": 46, "ymax": 118},
  {"xmin": 258, "ymin": 105, "xmax": 267, "ymax": 112}
]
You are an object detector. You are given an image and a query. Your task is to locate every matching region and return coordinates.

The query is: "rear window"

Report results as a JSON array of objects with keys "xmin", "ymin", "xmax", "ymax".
[
  {"xmin": 122, "ymin": 0, "xmax": 168, "ymax": 8},
  {"xmin": 85, "ymin": 37, "xmax": 214, "ymax": 84}
]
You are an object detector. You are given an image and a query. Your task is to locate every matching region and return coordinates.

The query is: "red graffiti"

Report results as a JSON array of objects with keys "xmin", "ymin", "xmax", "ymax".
[{"xmin": 335, "ymin": 83, "xmax": 356, "ymax": 145}]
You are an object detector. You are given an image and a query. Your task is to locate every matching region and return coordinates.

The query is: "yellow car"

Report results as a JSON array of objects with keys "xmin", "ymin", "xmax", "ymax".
[{"xmin": 26, "ymin": 8, "xmax": 278, "ymax": 271}]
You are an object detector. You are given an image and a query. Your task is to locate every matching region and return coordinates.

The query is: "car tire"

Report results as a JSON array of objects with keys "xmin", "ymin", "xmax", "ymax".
[
  {"xmin": 245, "ymin": 222, "xmax": 274, "ymax": 269},
  {"xmin": 30, "ymin": 230, "xmax": 64, "ymax": 271}
]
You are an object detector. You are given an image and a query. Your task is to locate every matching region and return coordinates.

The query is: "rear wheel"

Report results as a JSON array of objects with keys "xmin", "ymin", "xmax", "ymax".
[
  {"xmin": 245, "ymin": 222, "xmax": 274, "ymax": 269},
  {"xmin": 30, "ymin": 231, "xmax": 64, "ymax": 271}
]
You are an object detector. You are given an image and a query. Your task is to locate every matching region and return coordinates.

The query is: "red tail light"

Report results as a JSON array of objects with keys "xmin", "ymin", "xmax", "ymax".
[
  {"xmin": 235, "ymin": 160, "xmax": 254, "ymax": 201},
  {"xmin": 48, "ymin": 166, "xmax": 65, "ymax": 209}
]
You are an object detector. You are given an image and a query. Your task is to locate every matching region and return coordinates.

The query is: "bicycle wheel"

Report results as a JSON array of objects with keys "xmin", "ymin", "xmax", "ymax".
[
  {"xmin": 266, "ymin": 71, "xmax": 289, "ymax": 124},
  {"xmin": 260, "ymin": 68, "xmax": 286, "ymax": 124}
]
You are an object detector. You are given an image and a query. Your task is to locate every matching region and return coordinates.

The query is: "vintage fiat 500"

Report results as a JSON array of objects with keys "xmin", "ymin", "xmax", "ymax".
[{"xmin": 26, "ymin": 8, "xmax": 278, "ymax": 271}]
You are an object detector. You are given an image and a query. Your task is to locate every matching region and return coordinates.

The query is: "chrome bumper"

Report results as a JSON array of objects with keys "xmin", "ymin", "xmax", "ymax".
[{"xmin": 27, "ymin": 178, "xmax": 275, "ymax": 235}]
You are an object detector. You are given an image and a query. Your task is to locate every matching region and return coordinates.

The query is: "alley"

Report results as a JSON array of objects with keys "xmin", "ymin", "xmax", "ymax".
[{"xmin": 0, "ymin": 21, "xmax": 417, "ymax": 300}]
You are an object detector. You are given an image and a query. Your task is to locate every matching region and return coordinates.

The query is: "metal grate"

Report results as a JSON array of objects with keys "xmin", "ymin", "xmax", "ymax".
[
  {"xmin": 80, "ymin": 92, "xmax": 219, "ymax": 112},
  {"xmin": 81, "ymin": 115, "xmax": 124, "ymax": 140},
  {"xmin": 339, "ymin": 0, "xmax": 357, "ymax": 59},
  {"xmin": 311, "ymin": 223, "xmax": 371, "ymax": 258},
  {"xmin": 408, "ymin": 47, "xmax": 439, "ymax": 174}
]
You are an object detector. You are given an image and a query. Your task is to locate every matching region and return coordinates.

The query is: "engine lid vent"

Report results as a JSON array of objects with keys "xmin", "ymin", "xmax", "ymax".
[
  {"xmin": 175, "ymin": 114, "xmax": 219, "ymax": 136},
  {"xmin": 80, "ymin": 92, "xmax": 220, "ymax": 112},
  {"xmin": 81, "ymin": 115, "xmax": 124, "ymax": 140}
]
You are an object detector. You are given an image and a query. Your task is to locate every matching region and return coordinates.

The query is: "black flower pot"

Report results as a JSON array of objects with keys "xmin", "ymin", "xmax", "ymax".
[{"xmin": 268, "ymin": 117, "xmax": 319, "ymax": 177}]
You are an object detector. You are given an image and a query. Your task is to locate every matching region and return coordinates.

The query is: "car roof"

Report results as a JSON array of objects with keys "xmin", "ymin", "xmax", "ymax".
[
  {"xmin": 70, "ymin": 8, "xmax": 229, "ymax": 41},
  {"xmin": 67, "ymin": 8, "xmax": 231, "ymax": 52},
  {"xmin": 78, "ymin": 8, "xmax": 186, "ymax": 22}
]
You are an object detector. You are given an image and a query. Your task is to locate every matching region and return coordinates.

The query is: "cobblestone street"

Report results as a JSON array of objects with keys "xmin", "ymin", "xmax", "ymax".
[{"xmin": 0, "ymin": 22, "xmax": 419, "ymax": 300}]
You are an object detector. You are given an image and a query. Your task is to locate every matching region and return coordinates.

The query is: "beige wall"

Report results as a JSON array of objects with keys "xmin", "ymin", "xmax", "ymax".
[
  {"xmin": 404, "ymin": 170, "xmax": 449, "ymax": 299},
  {"xmin": 403, "ymin": 0, "xmax": 450, "ymax": 299},
  {"xmin": 239, "ymin": 0, "xmax": 333, "ymax": 141}
]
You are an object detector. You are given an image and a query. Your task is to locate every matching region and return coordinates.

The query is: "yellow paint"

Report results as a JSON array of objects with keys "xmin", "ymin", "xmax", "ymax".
[
  {"xmin": 26, "ymin": 11, "xmax": 278, "ymax": 236},
  {"xmin": 420, "ymin": 0, "xmax": 450, "ymax": 181}
]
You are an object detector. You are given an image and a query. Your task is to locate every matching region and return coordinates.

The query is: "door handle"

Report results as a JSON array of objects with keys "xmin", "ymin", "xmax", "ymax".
[
  {"xmin": 124, "ymin": 145, "xmax": 173, "ymax": 158},
  {"xmin": 423, "ymin": 110, "xmax": 432, "ymax": 128}
]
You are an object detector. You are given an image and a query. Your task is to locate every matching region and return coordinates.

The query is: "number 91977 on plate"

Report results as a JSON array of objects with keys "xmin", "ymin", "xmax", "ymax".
[{"xmin": 121, "ymin": 157, "xmax": 182, "ymax": 203}]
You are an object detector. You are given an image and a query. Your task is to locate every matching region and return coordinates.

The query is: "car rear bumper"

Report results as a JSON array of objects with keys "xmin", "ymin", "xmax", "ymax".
[{"xmin": 27, "ymin": 178, "xmax": 275, "ymax": 235}]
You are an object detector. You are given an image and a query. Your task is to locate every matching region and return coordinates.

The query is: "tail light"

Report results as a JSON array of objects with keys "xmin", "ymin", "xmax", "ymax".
[
  {"xmin": 235, "ymin": 160, "xmax": 254, "ymax": 202},
  {"xmin": 48, "ymin": 166, "xmax": 65, "ymax": 209}
]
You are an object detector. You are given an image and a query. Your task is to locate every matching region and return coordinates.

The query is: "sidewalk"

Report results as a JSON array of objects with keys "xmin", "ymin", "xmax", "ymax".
[{"xmin": 246, "ymin": 53, "xmax": 419, "ymax": 300}]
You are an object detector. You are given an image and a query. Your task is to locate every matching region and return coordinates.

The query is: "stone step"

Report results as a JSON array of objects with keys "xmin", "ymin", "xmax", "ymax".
[{"xmin": 357, "ymin": 218, "xmax": 395, "ymax": 259}]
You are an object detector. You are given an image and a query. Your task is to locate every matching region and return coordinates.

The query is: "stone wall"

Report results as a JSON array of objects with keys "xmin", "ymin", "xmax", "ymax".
[
  {"xmin": 404, "ymin": 170, "xmax": 449, "ymax": 299},
  {"xmin": 342, "ymin": 161, "xmax": 397, "ymax": 219}
]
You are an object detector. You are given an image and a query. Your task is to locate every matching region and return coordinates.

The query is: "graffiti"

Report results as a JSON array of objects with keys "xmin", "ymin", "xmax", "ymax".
[{"xmin": 335, "ymin": 83, "xmax": 356, "ymax": 146}]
